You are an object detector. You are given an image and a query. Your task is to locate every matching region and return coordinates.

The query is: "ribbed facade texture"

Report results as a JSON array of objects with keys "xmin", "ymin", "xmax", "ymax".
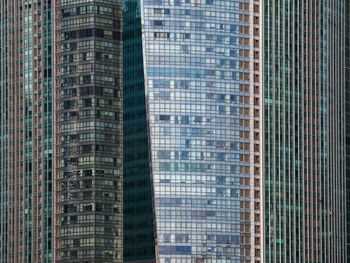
[
  {"xmin": 346, "ymin": 0, "xmax": 350, "ymax": 261},
  {"xmin": 0, "ymin": 1, "xmax": 53, "ymax": 262},
  {"xmin": 263, "ymin": 0, "xmax": 346, "ymax": 262},
  {"xmin": 0, "ymin": 0, "xmax": 124, "ymax": 261},
  {"xmin": 123, "ymin": 0, "xmax": 263, "ymax": 262},
  {"xmin": 53, "ymin": 0, "xmax": 123, "ymax": 262}
]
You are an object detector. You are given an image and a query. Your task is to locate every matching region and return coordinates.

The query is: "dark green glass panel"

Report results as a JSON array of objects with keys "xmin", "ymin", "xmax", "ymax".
[{"xmin": 123, "ymin": 0, "xmax": 156, "ymax": 261}]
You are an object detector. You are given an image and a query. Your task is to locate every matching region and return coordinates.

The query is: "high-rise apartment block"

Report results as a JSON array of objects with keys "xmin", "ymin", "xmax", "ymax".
[
  {"xmin": 53, "ymin": 0, "xmax": 123, "ymax": 262},
  {"xmin": 0, "ymin": 0, "xmax": 347, "ymax": 263},
  {"xmin": 54, "ymin": 1, "xmax": 124, "ymax": 262}
]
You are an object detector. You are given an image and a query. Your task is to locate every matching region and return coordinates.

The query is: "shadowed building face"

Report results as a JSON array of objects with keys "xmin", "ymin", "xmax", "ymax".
[{"xmin": 53, "ymin": 0, "xmax": 123, "ymax": 262}]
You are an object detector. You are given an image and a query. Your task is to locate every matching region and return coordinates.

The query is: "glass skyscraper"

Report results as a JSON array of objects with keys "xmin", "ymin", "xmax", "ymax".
[
  {"xmin": 0, "ymin": 0, "xmax": 123, "ymax": 262},
  {"xmin": 0, "ymin": 0, "xmax": 348, "ymax": 262},
  {"xmin": 124, "ymin": 0, "xmax": 262, "ymax": 262},
  {"xmin": 346, "ymin": 0, "xmax": 350, "ymax": 261},
  {"xmin": 263, "ymin": 0, "xmax": 347, "ymax": 261},
  {"xmin": 123, "ymin": 0, "xmax": 156, "ymax": 261},
  {"xmin": 124, "ymin": 0, "xmax": 347, "ymax": 262},
  {"xmin": 53, "ymin": 0, "xmax": 123, "ymax": 262},
  {"xmin": 0, "ymin": 1, "xmax": 53, "ymax": 261}
]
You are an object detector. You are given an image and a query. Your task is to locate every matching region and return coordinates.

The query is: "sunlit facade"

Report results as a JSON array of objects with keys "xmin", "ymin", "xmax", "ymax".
[{"xmin": 124, "ymin": 0, "xmax": 262, "ymax": 262}]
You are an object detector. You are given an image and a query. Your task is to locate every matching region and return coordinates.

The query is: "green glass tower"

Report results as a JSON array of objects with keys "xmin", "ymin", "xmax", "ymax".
[
  {"xmin": 263, "ymin": 0, "xmax": 347, "ymax": 261},
  {"xmin": 123, "ymin": 0, "xmax": 156, "ymax": 261}
]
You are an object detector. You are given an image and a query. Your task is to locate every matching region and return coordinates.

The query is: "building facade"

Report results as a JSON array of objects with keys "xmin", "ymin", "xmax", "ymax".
[
  {"xmin": 0, "ymin": 0, "xmax": 348, "ymax": 262},
  {"xmin": 0, "ymin": 0, "xmax": 124, "ymax": 262},
  {"xmin": 123, "ymin": 0, "xmax": 263, "ymax": 262},
  {"xmin": 53, "ymin": 0, "xmax": 123, "ymax": 262},
  {"xmin": 263, "ymin": 0, "xmax": 347, "ymax": 262},
  {"xmin": 0, "ymin": 1, "xmax": 54, "ymax": 261},
  {"xmin": 346, "ymin": 0, "xmax": 350, "ymax": 261},
  {"xmin": 123, "ymin": 0, "xmax": 156, "ymax": 261},
  {"xmin": 124, "ymin": 0, "xmax": 348, "ymax": 263}
]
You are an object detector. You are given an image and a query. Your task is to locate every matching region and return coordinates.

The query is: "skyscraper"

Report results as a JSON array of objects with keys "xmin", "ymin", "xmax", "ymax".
[
  {"xmin": 0, "ymin": 1, "xmax": 54, "ymax": 261},
  {"xmin": 123, "ymin": 0, "xmax": 156, "ymax": 261},
  {"xmin": 124, "ymin": 0, "xmax": 347, "ymax": 263},
  {"xmin": 346, "ymin": 0, "xmax": 350, "ymax": 261},
  {"xmin": 0, "ymin": 0, "xmax": 123, "ymax": 262},
  {"xmin": 263, "ymin": 0, "xmax": 347, "ymax": 261},
  {"xmin": 53, "ymin": 0, "xmax": 123, "ymax": 262},
  {"xmin": 124, "ymin": 0, "xmax": 262, "ymax": 261},
  {"xmin": 0, "ymin": 0, "xmax": 347, "ymax": 262}
]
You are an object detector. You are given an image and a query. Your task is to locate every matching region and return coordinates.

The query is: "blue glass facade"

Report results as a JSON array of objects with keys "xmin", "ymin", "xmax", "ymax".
[{"xmin": 124, "ymin": 0, "xmax": 262, "ymax": 261}]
